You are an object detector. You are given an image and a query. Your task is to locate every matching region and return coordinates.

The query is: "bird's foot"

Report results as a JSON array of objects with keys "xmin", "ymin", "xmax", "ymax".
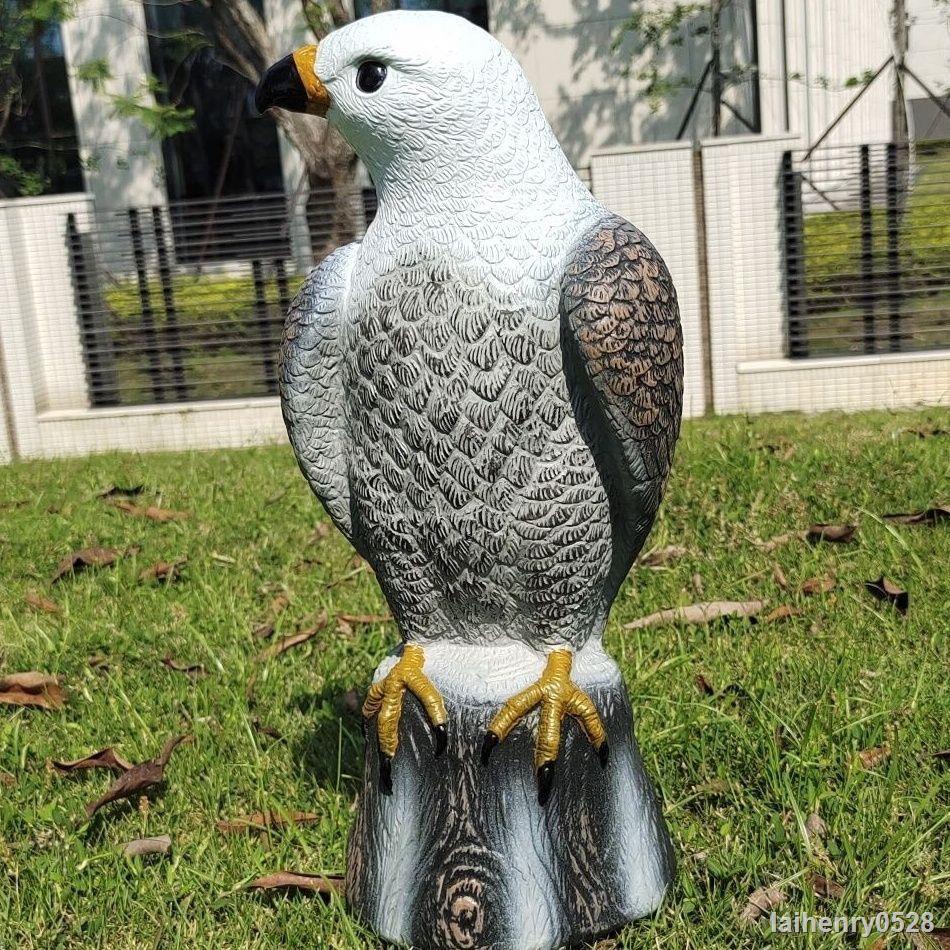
[
  {"xmin": 362, "ymin": 643, "xmax": 447, "ymax": 795},
  {"xmin": 480, "ymin": 649, "xmax": 608, "ymax": 806}
]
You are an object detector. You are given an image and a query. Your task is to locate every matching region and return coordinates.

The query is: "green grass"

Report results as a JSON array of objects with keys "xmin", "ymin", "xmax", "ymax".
[{"xmin": 1, "ymin": 408, "xmax": 948, "ymax": 949}]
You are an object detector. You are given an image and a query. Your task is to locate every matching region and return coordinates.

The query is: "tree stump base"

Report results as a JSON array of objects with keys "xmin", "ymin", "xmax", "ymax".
[{"xmin": 346, "ymin": 641, "xmax": 674, "ymax": 950}]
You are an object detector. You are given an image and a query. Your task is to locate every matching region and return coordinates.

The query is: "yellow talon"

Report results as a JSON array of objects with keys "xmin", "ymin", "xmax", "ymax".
[
  {"xmin": 363, "ymin": 643, "xmax": 447, "ymax": 792},
  {"xmin": 481, "ymin": 649, "xmax": 608, "ymax": 804}
]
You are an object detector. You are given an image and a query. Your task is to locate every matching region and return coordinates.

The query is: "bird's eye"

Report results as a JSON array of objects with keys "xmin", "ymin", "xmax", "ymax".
[{"xmin": 356, "ymin": 61, "xmax": 387, "ymax": 94}]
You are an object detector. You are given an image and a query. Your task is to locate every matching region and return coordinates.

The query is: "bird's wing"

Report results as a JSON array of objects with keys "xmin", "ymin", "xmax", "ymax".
[
  {"xmin": 560, "ymin": 214, "xmax": 684, "ymax": 535},
  {"xmin": 278, "ymin": 243, "xmax": 358, "ymax": 538}
]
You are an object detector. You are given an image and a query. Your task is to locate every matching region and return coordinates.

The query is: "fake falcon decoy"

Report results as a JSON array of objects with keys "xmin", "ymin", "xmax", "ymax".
[{"xmin": 257, "ymin": 10, "xmax": 682, "ymax": 810}]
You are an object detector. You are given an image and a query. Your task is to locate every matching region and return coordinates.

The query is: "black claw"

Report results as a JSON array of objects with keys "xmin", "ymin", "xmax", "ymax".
[
  {"xmin": 432, "ymin": 722, "xmax": 448, "ymax": 757},
  {"xmin": 378, "ymin": 754, "xmax": 393, "ymax": 795},
  {"xmin": 598, "ymin": 740, "xmax": 610, "ymax": 767},
  {"xmin": 537, "ymin": 762, "xmax": 555, "ymax": 806},
  {"xmin": 480, "ymin": 731, "xmax": 499, "ymax": 766}
]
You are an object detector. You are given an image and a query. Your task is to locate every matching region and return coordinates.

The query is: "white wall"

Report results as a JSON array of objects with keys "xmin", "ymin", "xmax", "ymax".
[
  {"xmin": 60, "ymin": 0, "xmax": 167, "ymax": 210},
  {"xmin": 590, "ymin": 142, "xmax": 707, "ymax": 418}
]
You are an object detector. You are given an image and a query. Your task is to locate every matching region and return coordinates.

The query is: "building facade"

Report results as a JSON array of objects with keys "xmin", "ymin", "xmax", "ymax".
[{"xmin": 3, "ymin": 0, "xmax": 947, "ymax": 210}]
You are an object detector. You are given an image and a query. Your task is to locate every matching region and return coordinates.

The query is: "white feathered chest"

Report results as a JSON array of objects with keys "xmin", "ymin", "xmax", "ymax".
[{"xmin": 339, "ymin": 234, "xmax": 613, "ymax": 646}]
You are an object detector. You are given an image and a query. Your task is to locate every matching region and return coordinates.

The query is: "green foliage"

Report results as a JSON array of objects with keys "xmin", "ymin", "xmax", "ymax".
[
  {"xmin": 109, "ymin": 79, "xmax": 196, "ymax": 139},
  {"xmin": 75, "ymin": 57, "xmax": 111, "ymax": 92},
  {"xmin": 0, "ymin": 153, "xmax": 46, "ymax": 195}
]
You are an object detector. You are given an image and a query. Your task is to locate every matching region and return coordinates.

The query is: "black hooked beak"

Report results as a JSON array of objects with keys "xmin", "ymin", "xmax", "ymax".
[{"xmin": 255, "ymin": 45, "xmax": 329, "ymax": 117}]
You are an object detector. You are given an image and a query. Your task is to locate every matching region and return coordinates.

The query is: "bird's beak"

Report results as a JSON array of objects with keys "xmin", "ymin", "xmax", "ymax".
[{"xmin": 255, "ymin": 45, "xmax": 330, "ymax": 117}]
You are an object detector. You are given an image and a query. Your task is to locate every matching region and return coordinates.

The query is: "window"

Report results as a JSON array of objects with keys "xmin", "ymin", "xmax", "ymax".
[
  {"xmin": 0, "ymin": 6, "xmax": 83, "ymax": 197},
  {"xmin": 354, "ymin": 0, "xmax": 489, "ymax": 32}
]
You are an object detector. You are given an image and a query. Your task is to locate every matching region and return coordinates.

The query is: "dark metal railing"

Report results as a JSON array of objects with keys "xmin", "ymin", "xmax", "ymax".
[
  {"xmin": 65, "ymin": 190, "xmax": 369, "ymax": 408},
  {"xmin": 781, "ymin": 141, "xmax": 950, "ymax": 358}
]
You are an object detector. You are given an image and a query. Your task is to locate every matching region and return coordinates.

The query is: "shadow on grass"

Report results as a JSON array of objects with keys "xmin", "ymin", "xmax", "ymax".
[{"xmin": 289, "ymin": 687, "xmax": 365, "ymax": 794}]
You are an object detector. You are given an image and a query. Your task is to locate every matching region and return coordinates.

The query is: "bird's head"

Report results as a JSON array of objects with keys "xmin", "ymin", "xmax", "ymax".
[{"xmin": 255, "ymin": 11, "xmax": 552, "ymax": 189}]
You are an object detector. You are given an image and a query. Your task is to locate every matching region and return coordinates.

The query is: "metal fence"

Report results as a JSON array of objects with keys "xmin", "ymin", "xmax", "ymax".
[
  {"xmin": 65, "ymin": 189, "xmax": 373, "ymax": 408},
  {"xmin": 782, "ymin": 140, "xmax": 950, "ymax": 358}
]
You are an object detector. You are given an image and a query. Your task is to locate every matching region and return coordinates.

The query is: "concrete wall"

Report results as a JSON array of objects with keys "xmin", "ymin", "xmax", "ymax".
[
  {"xmin": 590, "ymin": 142, "xmax": 707, "ymax": 418},
  {"xmin": 60, "ymin": 0, "xmax": 167, "ymax": 210}
]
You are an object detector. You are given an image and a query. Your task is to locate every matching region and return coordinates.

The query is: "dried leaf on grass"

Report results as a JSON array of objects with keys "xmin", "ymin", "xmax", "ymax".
[
  {"xmin": 623, "ymin": 600, "xmax": 766, "ymax": 630},
  {"xmin": 803, "ymin": 812, "xmax": 827, "ymax": 841},
  {"xmin": 24, "ymin": 590, "xmax": 60, "ymax": 614},
  {"xmin": 247, "ymin": 871, "xmax": 342, "ymax": 898},
  {"xmin": 857, "ymin": 744, "xmax": 890, "ymax": 770},
  {"xmin": 807, "ymin": 872, "xmax": 844, "ymax": 900},
  {"xmin": 337, "ymin": 612, "xmax": 392, "ymax": 625},
  {"xmin": 140, "ymin": 559, "xmax": 187, "ymax": 583},
  {"xmin": 109, "ymin": 499, "xmax": 189, "ymax": 522},
  {"xmin": 754, "ymin": 531, "xmax": 806, "ymax": 553},
  {"xmin": 638, "ymin": 545, "xmax": 687, "ymax": 568},
  {"xmin": 85, "ymin": 735, "xmax": 189, "ymax": 820},
  {"xmin": 252, "ymin": 622, "xmax": 275, "ymax": 640},
  {"xmin": 761, "ymin": 604, "xmax": 802, "ymax": 623},
  {"xmin": 0, "ymin": 672, "xmax": 66, "ymax": 710},
  {"xmin": 772, "ymin": 564, "xmax": 789, "ymax": 590},
  {"xmin": 251, "ymin": 718, "xmax": 282, "ymax": 740},
  {"xmin": 740, "ymin": 885, "xmax": 786, "ymax": 923},
  {"xmin": 884, "ymin": 506, "xmax": 949, "ymax": 525},
  {"xmin": 121, "ymin": 835, "xmax": 171, "ymax": 858},
  {"xmin": 255, "ymin": 611, "xmax": 329, "ymax": 661},
  {"xmin": 864, "ymin": 576, "xmax": 909, "ymax": 615},
  {"xmin": 52, "ymin": 747, "xmax": 133, "ymax": 774},
  {"xmin": 96, "ymin": 484, "xmax": 144, "ymax": 498},
  {"xmin": 162, "ymin": 655, "xmax": 205, "ymax": 677},
  {"xmin": 909, "ymin": 929, "xmax": 950, "ymax": 949},
  {"xmin": 52, "ymin": 547, "xmax": 119, "ymax": 582},
  {"xmin": 216, "ymin": 810, "xmax": 319, "ymax": 835},
  {"xmin": 801, "ymin": 575, "xmax": 836, "ymax": 596},
  {"xmin": 806, "ymin": 523, "xmax": 856, "ymax": 544},
  {"xmin": 694, "ymin": 673, "xmax": 715, "ymax": 696}
]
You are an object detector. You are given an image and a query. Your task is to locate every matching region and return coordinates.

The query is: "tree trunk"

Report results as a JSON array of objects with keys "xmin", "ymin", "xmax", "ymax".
[{"xmin": 347, "ymin": 641, "xmax": 675, "ymax": 950}]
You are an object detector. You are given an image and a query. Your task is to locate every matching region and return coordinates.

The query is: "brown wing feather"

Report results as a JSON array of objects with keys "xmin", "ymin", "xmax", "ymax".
[{"xmin": 561, "ymin": 214, "xmax": 684, "ymax": 488}]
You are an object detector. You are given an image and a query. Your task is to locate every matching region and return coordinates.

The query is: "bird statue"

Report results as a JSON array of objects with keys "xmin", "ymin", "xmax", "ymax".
[{"xmin": 256, "ymin": 11, "xmax": 682, "ymax": 950}]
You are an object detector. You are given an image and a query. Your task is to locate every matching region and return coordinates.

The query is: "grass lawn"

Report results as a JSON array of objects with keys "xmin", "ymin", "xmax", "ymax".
[{"xmin": 1, "ymin": 408, "xmax": 948, "ymax": 949}]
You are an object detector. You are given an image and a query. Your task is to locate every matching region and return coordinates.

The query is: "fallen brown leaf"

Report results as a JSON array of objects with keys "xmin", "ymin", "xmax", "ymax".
[
  {"xmin": 864, "ymin": 576, "xmax": 909, "ymax": 615},
  {"xmin": 739, "ymin": 885, "xmax": 786, "ymax": 923},
  {"xmin": 52, "ymin": 747, "xmax": 133, "ymax": 774},
  {"xmin": 336, "ymin": 618, "xmax": 354, "ymax": 638},
  {"xmin": 754, "ymin": 530, "xmax": 806, "ymax": 553},
  {"xmin": 807, "ymin": 871, "xmax": 844, "ymax": 900},
  {"xmin": 761, "ymin": 604, "xmax": 802, "ymax": 624},
  {"xmin": 24, "ymin": 590, "xmax": 60, "ymax": 614},
  {"xmin": 639, "ymin": 544, "xmax": 687, "ymax": 568},
  {"xmin": 858, "ymin": 744, "xmax": 891, "ymax": 770},
  {"xmin": 803, "ymin": 812, "xmax": 827, "ymax": 841},
  {"xmin": 52, "ymin": 547, "xmax": 119, "ymax": 582},
  {"xmin": 309, "ymin": 522, "xmax": 331, "ymax": 542},
  {"xmin": 161, "ymin": 655, "xmax": 205, "ymax": 677},
  {"xmin": 807, "ymin": 523, "xmax": 856, "ymax": 544},
  {"xmin": 96, "ymin": 484, "xmax": 144, "ymax": 498},
  {"xmin": 691, "ymin": 572, "xmax": 704, "ymax": 596},
  {"xmin": 0, "ymin": 771, "xmax": 15, "ymax": 787},
  {"xmin": 251, "ymin": 718, "xmax": 282, "ymax": 740},
  {"xmin": 694, "ymin": 673, "xmax": 715, "ymax": 696},
  {"xmin": 247, "ymin": 871, "xmax": 342, "ymax": 898},
  {"xmin": 255, "ymin": 611, "xmax": 329, "ymax": 661},
  {"xmin": 85, "ymin": 734, "xmax": 189, "ymax": 820},
  {"xmin": 883, "ymin": 506, "xmax": 949, "ymax": 525},
  {"xmin": 121, "ymin": 834, "xmax": 171, "ymax": 857},
  {"xmin": 801, "ymin": 575, "xmax": 835, "ymax": 596},
  {"xmin": 623, "ymin": 600, "xmax": 766, "ymax": 630},
  {"xmin": 336, "ymin": 612, "xmax": 392, "ymax": 625},
  {"xmin": 140, "ymin": 559, "xmax": 187, "ymax": 583},
  {"xmin": 216, "ymin": 810, "xmax": 319, "ymax": 835},
  {"xmin": 252, "ymin": 622, "xmax": 275, "ymax": 640},
  {"xmin": 772, "ymin": 564, "xmax": 789, "ymax": 590},
  {"xmin": 0, "ymin": 672, "xmax": 66, "ymax": 710},
  {"xmin": 110, "ymin": 499, "xmax": 189, "ymax": 522}
]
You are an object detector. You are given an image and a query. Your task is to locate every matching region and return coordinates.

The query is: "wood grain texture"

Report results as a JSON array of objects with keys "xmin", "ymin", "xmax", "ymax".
[{"xmin": 346, "ymin": 661, "xmax": 674, "ymax": 950}]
